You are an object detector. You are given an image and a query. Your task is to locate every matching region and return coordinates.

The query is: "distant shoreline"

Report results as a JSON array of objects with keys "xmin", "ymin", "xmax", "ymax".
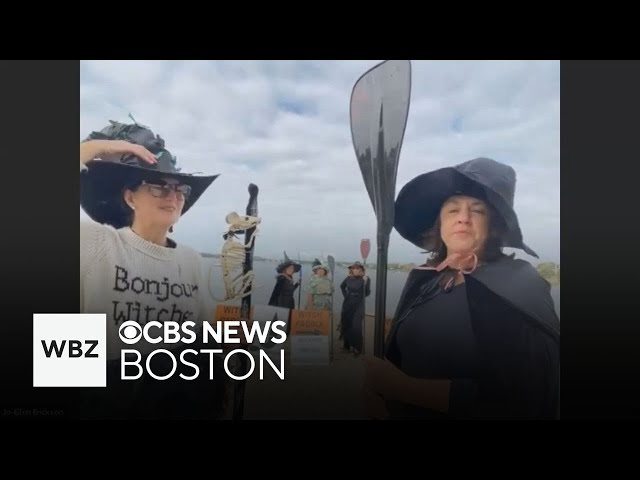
[
  {"xmin": 200, "ymin": 253, "xmax": 414, "ymax": 272},
  {"xmin": 200, "ymin": 252, "xmax": 560, "ymax": 283}
]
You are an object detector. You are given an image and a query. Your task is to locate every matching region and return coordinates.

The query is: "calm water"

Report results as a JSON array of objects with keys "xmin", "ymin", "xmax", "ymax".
[{"xmin": 202, "ymin": 258, "xmax": 560, "ymax": 318}]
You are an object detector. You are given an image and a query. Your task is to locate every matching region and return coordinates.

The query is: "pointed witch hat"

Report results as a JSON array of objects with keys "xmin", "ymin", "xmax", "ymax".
[{"xmin": 276, "ymin": 251, "xmax": 302, "ymax": 274}]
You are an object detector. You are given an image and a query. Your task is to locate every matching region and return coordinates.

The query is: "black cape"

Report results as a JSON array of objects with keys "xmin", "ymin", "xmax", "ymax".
[
  {"xmin": 268, "ymin": 274, "xmax": 299, "ymax": 309},
  {"xmin": 384, "ymin": 256, "xmax": 560, "ymax": 419},
  {"xmin": 339, "ymin": 276, "xmax": 371, "ymax": 352}
]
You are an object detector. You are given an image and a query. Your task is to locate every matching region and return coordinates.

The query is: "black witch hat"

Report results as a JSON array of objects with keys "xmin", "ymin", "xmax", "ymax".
[
  {"xmin": 80, "ymin": 119, "xmax": 220, "ymax": 229},
  {"xmin": 276, "ymin": 251, "xmax": 301, "ymax": 274},
  {"xmin": 394, "ymin": 157, "xmax": 538, "ymax": 258}
]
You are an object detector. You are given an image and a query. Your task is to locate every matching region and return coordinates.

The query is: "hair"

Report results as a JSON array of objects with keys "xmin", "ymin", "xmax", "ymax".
[
  {"xmin": 120, "ymin": 180, "xmax": 142, "ymax": 227},
  {"xmin": 421, "ymin": 202, "xmax": 514, "ymax": 267}
]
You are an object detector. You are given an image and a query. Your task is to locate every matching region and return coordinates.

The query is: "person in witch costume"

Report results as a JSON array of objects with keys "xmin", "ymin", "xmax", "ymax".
[
  {"xmin": 339, "ymin": 261, "xmax": 371, "ymax": 355},
  {"xmin": 306, "ymin": 258, "xmax": 322, "ymax": 283},
  {"xmin": 268, "ymin": 257, "xmax": 301, "ymax": 309},
  {"xmin": 305, "ymin": 261, "xmax": 333, "ymax": 311},
  {"xmin": 362, "ymin": 157, "xmax": 560, "ymax": 419},
  {"xmin": 79, "ymin": 119, "xmax": 230, "ymax": 419}
]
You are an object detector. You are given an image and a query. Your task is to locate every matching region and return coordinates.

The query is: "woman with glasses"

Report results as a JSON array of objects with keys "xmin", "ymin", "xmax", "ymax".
[{"xmin": 79, "ymin": 119, "xmax": 228, "ymax": 420}]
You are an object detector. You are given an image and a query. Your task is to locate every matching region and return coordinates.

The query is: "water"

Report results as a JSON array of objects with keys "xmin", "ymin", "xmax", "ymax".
[{"xmin": 202, "ymin": 258, "xmax": 560, "ymax": 318}]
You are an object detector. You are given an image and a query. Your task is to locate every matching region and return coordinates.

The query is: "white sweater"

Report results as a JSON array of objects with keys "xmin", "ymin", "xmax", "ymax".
[{"xmin": 80, "ymin": 220, "xmax": 209, "ymax": 361}]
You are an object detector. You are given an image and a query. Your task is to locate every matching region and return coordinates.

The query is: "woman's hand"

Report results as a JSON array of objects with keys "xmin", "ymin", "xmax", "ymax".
[
  {"xmin": 80, "ymin": 139, "xmax": 157, "ymax": 166},
  {"xmin": 362, "ymin": 355, "xmax": 408, "ymax": 401},
  {"xmin": 364, "ymin": 355, "xmax": 452, "ymax": 414},
  {"xmin": 362, "ymin": 355, "xmax": 406, "ymax": 419},
  {"xmin": 362, "ymin": 387, "xmax": 389, "ymax": 419}
]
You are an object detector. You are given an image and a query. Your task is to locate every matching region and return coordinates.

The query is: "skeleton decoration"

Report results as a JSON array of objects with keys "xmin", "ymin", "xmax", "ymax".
[{"xmin": 209, "ymin": 211, "xmax": 261, "ymax": 302}]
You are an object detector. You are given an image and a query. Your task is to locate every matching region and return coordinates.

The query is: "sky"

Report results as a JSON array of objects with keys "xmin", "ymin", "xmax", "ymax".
[{"xmin": 80, "ymin": 60, "xmax": 560, "ymax": 266}]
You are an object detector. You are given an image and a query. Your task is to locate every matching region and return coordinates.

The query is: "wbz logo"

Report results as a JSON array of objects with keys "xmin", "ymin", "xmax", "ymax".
[
  {"xmin": 33, "ymin": 314, "xmax": 106, "ymax": 387},
  {"xmin": 41, "ymin": 340, "xmax": 99, "ymax": 358}
]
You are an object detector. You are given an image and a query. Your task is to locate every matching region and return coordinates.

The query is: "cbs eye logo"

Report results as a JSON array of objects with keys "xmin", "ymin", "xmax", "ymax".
[{"xmin": 118, "ymin": 321, "xmax": 142, "ymax": 345}]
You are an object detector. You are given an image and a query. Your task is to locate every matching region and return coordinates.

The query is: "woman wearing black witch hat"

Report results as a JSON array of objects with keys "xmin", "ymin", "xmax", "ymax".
[
  {"xmin": 79, "ymin": 119, "xmax": 230, "ymax": 419},
  {"xmin": 268, "ymin": 256, "xmax": 301, "ymax": 309},
  {"xmin": 339, "ymin": 261, "xmax": 371, "ymax": 355},
  {"xmin": 362, "ymin": 157, "xmax": 560, "ymax": 419}
]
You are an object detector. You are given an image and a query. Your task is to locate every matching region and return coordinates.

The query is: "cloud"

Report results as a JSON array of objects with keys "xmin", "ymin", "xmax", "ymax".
[{"xmin": 81, "ymin": 60, "xmax": 559, "ymax": 265}]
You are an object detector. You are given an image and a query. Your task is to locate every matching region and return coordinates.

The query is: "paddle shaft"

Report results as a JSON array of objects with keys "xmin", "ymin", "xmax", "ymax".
[
  {"xmin": 327, "ymin": 255, "xmax": 335, "ymax": 358},
  {"xmin": 297, "ymin": 253, "xmax": 302, "ymax": 308},
  {"xmin": 373, "ymin": 232, "xmax": 389, "ymax": 357},
  {"xmin": 233, "ymin": 183, "xmax": 258, "ymax": 420},
  {"xmin": 361, "ymin": 256, "xmax": 367, "ymax": 355}
]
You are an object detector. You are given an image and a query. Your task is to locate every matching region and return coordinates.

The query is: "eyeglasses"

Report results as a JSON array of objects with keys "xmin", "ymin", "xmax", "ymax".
[{"xmin": 140, "ymin": 181, "xmax": 192, "ymax": 199}]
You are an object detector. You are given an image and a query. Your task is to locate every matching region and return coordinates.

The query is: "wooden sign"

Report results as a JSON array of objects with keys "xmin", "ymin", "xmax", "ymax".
[
  {"xmin": 289, "ymin": 309, "xmax": 330, "ymax": 335},
  {"xmin": 289, "ymin": 309, "xmax": 331, "ymax": 366},
  {"xmin": 213, "ymin": 304, "xmax": 255, "ymax": 323}
]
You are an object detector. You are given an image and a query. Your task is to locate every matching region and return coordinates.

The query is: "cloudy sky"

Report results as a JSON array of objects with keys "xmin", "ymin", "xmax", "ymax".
[{"xmin": 80, "ymin": 60, "xmax": 559, "ymax": 265}]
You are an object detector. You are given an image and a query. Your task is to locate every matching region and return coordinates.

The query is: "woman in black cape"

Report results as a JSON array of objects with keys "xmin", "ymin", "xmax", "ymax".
[
  {"xmin": 363, "ymin": 157, "xmax": 560, "ymax": 419},
  {"xmin": 339, "ymin": 261, "xmax": 371, "ymax": 355},
  {"xmin": 268, "ymin": 260, "xmax": 301, "ymax": 309}
]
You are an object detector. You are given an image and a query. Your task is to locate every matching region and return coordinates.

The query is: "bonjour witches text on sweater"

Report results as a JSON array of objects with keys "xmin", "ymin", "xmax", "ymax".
[{"xmin": 80, "ymin": 221, "xmax": 211, "ymax": 360}]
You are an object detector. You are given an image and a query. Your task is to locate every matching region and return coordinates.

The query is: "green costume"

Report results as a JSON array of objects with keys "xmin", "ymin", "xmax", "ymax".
[{"xmin": 308, "ymin": 275, "xmax": 334, "ymax": 310}]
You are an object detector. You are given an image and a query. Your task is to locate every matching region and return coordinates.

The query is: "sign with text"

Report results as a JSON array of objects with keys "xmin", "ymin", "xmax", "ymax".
[
  {"xmin": 290, "ymin": 309, "xmax": 330, "ymax": 366},
  {"xmin": 214, "ymin": 303, "xmax": 289, "ymax": 361},
  {"xmin": 214, "ymin": 304, "xmax": 255, "ymax": 322}
]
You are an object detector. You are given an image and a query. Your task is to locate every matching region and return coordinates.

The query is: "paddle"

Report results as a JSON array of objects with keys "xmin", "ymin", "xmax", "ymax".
[
  {"xmin": 359, "ymin": 238, "xmax": 371, "ymax": 353},
  {"xmin": 233, "ymin": 183, "xmax": 259, "ymax": 420},
  {"xmin": 327, "ymin": 255, "xmax": 335, "ymax": 283},
  {"xmin": 349, "ymin": 60, "xmax": 411, "ymax": 357},
  {"xmin": 327, "ymin": 254, "xmax": 336, "ymax": 359},
  {"xmin": 297, "ymin": 251, "xmax": 302, "ymax": 308},
  {"xmin": 360, "ymin": 239, "xmax": 371, "ymax": 267}
]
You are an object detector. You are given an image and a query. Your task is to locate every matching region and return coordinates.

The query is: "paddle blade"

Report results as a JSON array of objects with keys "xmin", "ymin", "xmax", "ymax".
[
  {"xmin": 349, "ymin": 60, "xmax": 411, "ymax": 236},
  {"xmin": 327, "ymin": 255, "xmax": 335, "ymax": 279},
  {"xmin": 360, "ymin": 239, "xmax": 371, "ymax": 261}
]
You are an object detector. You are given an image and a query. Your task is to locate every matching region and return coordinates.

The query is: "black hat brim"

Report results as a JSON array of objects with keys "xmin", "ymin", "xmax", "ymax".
[
  {"xmin": 394, "ymin": 167, "xmax": 538, "ymax": 258},
  {"xmin": 80, "ymin": 160, "xmax": 219, "ymax": 229},
  {"xmin": 276, "ymin": 261, "xmax": 302, "ymax": 274}
]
